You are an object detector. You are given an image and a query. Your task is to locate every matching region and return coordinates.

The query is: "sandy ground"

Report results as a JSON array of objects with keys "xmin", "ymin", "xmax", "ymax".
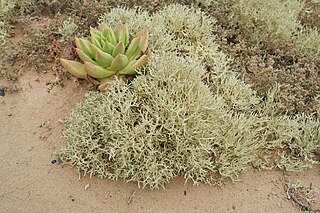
[{"xmin": 1, "ymin": 71, "xmax": 320, "ymax": 213}]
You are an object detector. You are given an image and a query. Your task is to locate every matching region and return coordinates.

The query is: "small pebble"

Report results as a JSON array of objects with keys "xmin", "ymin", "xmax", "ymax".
[
  {"xmin": 90, "ymin": 85, "xmax": 99, "ymax": 92},
  {"xmin": 84, "ymin": 183, "xmax": 90, "ymax": 190},
  {"xmin": 51, "ymin": 158, "xmax": 62, "ymax": 164},
  {"xmin": 0, "ymin": 88, "xmax": 5, "ymax": 97}
]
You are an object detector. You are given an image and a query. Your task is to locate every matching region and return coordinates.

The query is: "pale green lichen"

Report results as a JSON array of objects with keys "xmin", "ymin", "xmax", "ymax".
[
  {"xmin": 256, "ymin": 86, "xmax": 320, "ymax": 171},
  {"xmin": 296, "ymin": 27, "xmax": 320, "ymax": 60},
  {"xmin": 60, "ymin": 4, "xmax": 320, "ymax": 189},
  {"xmin": 230, "ymin": 0, "xmax": 303, "ymax": 44},
  {"xmin": 218, "ymin": 0, "xmax": 320, "ymax": 61},
  {"xmin": 58, "ymin": 17, "xmax": 78, "ymax": 42},
  {"xmin": 0, "ymin": 0, "xmax": 18, "ymax": 43},
  {"xmin": 286, "ymin": 181, "xmax": 320, "ymax": 212},
  {"xmin": 61, "ymin": 53, "xmax": 221, "ymax": 188}
]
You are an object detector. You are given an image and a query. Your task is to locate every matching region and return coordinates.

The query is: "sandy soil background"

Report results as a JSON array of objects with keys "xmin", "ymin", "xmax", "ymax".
[{"xmin": 1, "ymin": 71, "xmax": 319, "ymax": 213}]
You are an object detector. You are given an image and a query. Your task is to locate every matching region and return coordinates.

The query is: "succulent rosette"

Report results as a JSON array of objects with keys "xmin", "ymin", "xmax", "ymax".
[{"xmin": 60, "ymin": 21, "xmax": 151, "ymax": 91}]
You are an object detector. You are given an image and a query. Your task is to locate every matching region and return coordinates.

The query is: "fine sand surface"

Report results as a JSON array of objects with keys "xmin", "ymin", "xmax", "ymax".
[{"xmin": 1, "ymin": 71, "xmax": 319, "ymax": 213}]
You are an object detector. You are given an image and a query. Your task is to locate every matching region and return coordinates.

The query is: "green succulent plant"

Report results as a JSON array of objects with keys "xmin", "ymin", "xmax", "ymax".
[{"xmin": 60, "ymin": 21, "xmax": 151, "ymax": 91}]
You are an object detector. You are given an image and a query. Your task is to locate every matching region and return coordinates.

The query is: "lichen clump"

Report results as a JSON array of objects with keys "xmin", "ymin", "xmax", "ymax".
[
  {"xmin": 62, "ymin": 53, "xmax": 221, "ymax": 188},
  {"xmin": 60, "ymin": 4, "xmax": 320, "ymax": 189}
]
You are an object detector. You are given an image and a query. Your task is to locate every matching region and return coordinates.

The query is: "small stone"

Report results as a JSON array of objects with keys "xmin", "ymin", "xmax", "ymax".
[
  {"xmin": 0, "ymin": 88, "xmax": 5, "ymax": 97},
  {"xmin": 90, "ymin": 85, "xmax": 99, "ymax": 92},
  {"xmin": 84, "ymin": 183, "xmax": 90, "ymax": 190},
  {"xmin": 51, "ymin": 159, "xmax": 57, "ymax": 164}
]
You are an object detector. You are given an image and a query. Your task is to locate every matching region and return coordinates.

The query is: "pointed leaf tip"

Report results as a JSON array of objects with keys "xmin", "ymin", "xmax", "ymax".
[
  {"xmin": 75, "ymin": 38, "xmax": 94, "ymax": 58},
  {"xmin": 139, "ymin": 28, "xmax": 149, "ymax": 52},
  {"xmin": 60, "ymin": 58, "xmax": 86, "ymax": 79}
]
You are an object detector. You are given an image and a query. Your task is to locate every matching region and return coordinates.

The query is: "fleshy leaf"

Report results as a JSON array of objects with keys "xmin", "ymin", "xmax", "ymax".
[
  {"xmin": 100, "ymin": 23, "xmax": 108, "ymax": 36},
  {"xmin": 124, "ymin": 23, "xmax": 129, "ymax": 47},
  {"xmin": 119, "ymin": 49, "xmax": 151, "ymax": 75},
  {"xmin": 92, "ymin": 37, "xmax": 102, "ymax": 49},
  {"xmin": 112, "ymin": 41, "xmax": 125, "ymax": 57},
  {"xmin": 89, "ymin": 43, "xmax": 102, "ymax": 60},
  {"xmin": 75, "ymin": 38, "xmax": 94, "ymax": 58},
  {"xmin": 131, "ymin": 49, "xmax": 151, "ymax": 69},
  {"xmin": 107, "ymin": 54, "xmax": 129, "ymax": 71},
  {"xmin": 138, "ymin": 28, "xmax": 149, "ymax": 52},
  {"xmin": 125, "ymin": 37, "xmax": 140, "ymax": 59},
  {"xmin": 76, "ymin": 48, "xmax": 98, "ymax": 65},
  {"xmin": 116, "ymin": 22, "xmax": 128, "ymax": 45},
  {"xmin": 129, "ymin": 48, "xmax": 142, "ymax": 61},
  {"xmin": 95, "ymin": 49, "xmax": 114, "ymax": 68},
  {"xmin": 90, "ymin": 27, "xmax": 101, "ymax": 37},
  {"xmin": 103, "ymin": 41, "xmax": 115, "ymax": 54},
  {"xmin": 84, "ymin": 62, "xmax": 116, "ymax": 78},
  {"xmin": 114, "ymin": 21, "xmax": 123, "ymax": 42},
  {"xmin": 117, "ymin": 60, "xmax": 136, "ymax": 75},
  {"xmin": 105, "ymin": 27, "xmax": 117, "ymax": 46},
  {"xmin": 60, "ymin": 59, "xmax": 86, "ymax": 79}
]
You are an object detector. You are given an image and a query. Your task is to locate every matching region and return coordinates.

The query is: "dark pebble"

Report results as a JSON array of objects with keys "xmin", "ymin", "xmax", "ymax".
[
  {"xmin": 0, "ymin": 88, "xmax": 5, "ymax": 97},
  {"xmin": 51, "ymin": 159, "xmax": 57, "ymax": 164},
  {"xmin": 90, "ymin": 85, "xmax": 100, "ymax": 92}
]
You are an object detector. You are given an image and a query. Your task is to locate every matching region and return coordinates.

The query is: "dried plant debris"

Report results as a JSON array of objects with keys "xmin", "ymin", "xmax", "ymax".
[
  {"xmin": 259, "ymin": 115, "xmax": 320, "ymax": 172},
  {"xmin": 196, "ymin": 0, "xmax": 320, "ymax": 115},
  {"xmin": 0, "ymin": 0, "xmax": 17, "ymax": 43},
  {"xmin": 296, "ymin": 28, "xmax": 320, "ymax": 61},
  {"xmin": 299, "ymin": 0, "xmax": 320, "ymax": 29},
  {"xmin": 218, "ymin": 37, "xmax": 320, "ymax": 115},
  {"xmin": 60, "ymin": 5, "xmax": 320, "ymax": 189},
  {"xmin": 285, "ymin": 181, "xmax": 320, "ymax": 212}
]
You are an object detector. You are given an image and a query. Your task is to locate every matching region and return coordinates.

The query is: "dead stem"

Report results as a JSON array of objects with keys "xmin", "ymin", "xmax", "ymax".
[{"xmin": 285, "ymin": 183, "xmax": 320, "ymax": 212}]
